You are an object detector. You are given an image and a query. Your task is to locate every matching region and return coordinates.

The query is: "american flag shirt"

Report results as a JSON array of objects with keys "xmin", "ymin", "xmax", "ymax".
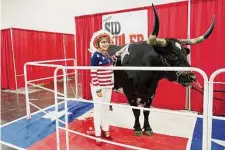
[{"xmin": 90, "ymin": 51, "xmax": 118, "ymax": 90}]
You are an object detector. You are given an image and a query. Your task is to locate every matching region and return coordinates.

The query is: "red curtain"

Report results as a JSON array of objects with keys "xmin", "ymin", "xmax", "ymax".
[
  {"xmin": 1, "ymin": 28, "xmax": 75, "ymax": 89},
  {"xmin": 190, "ymin": 0, "xmax": 225, "ymax": 115},
  {"xmin": 63, "ymin": 34, "xmax": 76, "ymax": 78},
  {"xmin": 1, "ymin": 29, "xmax": 16, "ymax": 89},
  {"xmin": 63, "ymin": 34, "xmax": 75, "ymax": 61},
  {"xmin": 75, "ymin": 14, "xmax": 102, "ymax": 99},
  {"xmin": 12, "ymin": 28, "xmax": 65, "ymax": 87},
  {"xmin": 148, "ymin": 2, "xmax": 188, "ymax": 110}
]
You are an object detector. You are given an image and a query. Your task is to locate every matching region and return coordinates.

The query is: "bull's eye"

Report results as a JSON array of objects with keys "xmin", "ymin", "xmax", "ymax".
[
  {"xmin": 170, "ymin": 54, "xmax": 178, "ymax": 60},
  {"xmin": 175, "ymin": 42, "xmax": 181, "ymax": 50},
  {"xmin": 172, "ymin": 55, "xmax": 178, "ymax": 60}
]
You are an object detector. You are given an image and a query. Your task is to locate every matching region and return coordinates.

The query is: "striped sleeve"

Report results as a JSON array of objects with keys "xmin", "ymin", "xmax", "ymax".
[{"xmin": 90, "ymin": 54, "xmax": 101, "ymax": 90}]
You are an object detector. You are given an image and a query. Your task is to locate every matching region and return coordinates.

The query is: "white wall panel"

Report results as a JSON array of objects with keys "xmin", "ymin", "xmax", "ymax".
[{"xmin": 1, "ymin": 0, "xmax": 186, "ymax": 34}]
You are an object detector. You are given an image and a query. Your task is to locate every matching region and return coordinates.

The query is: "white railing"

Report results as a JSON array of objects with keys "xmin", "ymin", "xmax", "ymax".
[
  {"xmin": 208, "ymin": 68, "xmax": 225, "ymax": 149},
  {"xmin": 24, "ymin": 58, "xmax": 78, "ymax": 119},
  {"xmin": 53, "ymin": 65, "xmax": 210, "ymax": 150}
]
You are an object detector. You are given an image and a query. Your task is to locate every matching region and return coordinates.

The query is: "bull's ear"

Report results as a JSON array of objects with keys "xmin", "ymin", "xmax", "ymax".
[{"xmin": 184, "ymin": 48, "xmax": 190, "ymax": 54}]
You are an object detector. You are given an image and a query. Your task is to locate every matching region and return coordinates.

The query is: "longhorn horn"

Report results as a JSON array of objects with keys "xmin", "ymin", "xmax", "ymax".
[
  {"xmin": 147, "ymin": 3, "xmax": 160, "ymax": 45},
  {"xmin": 179, "ymin": 15, "xmax": 215, "ymax": 45}
]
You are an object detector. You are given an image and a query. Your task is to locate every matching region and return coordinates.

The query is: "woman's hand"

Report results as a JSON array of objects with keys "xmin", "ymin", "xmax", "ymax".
[
  {"xmin": 96, "ymin": 89, "xmax": 103, "ymax": 97},
  {"xmin": 115, "ymin": 45, "xmax": 128, "ymax": 56}
]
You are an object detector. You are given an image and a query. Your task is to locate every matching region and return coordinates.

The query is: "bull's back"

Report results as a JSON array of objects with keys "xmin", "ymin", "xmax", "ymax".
[{"xmin": 122, "ymin": 42, "xmax": 154, "ymax": 66}]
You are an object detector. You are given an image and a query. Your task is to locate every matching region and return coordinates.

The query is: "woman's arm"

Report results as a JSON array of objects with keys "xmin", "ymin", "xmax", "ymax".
[
  {"xmin": 110, "ymin": 44, "xmax": 129, "ymax": 63},
  {"xmin": 90, "ymin": 54, "xmax": 101, "ymax": 92}
]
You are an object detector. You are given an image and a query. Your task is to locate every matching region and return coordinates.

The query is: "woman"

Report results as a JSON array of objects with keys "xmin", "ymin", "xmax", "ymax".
[{"xmin": 89, "ymin": 29, "xmax": 126, "ymax": 145}]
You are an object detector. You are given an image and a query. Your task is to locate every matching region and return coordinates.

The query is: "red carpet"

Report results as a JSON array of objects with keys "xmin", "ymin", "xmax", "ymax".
[{"xmin": 28, "ymin": 119, "xmax": 188, "ymax": 150}]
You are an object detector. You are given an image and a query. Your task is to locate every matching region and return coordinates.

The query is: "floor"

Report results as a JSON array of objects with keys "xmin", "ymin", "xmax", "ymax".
[{"xmin": 1, "ymin": 80, "xmax": 78, "ymax": 150}]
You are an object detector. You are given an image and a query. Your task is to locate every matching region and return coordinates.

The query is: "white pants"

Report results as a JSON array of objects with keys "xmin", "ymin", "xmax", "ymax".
[{"xmin": 91, "ymin": 85, "xmax": 112, "ymax": 137}]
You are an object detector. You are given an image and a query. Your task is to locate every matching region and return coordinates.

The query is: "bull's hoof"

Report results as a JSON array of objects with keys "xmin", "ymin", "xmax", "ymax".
[
  {"xmin": 144, "ymin": 130, "xmax": 153, "ymax": 136},
  {"xmin": 134, "ymin": 131, "xmax": 143, "ymax": 136}
]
